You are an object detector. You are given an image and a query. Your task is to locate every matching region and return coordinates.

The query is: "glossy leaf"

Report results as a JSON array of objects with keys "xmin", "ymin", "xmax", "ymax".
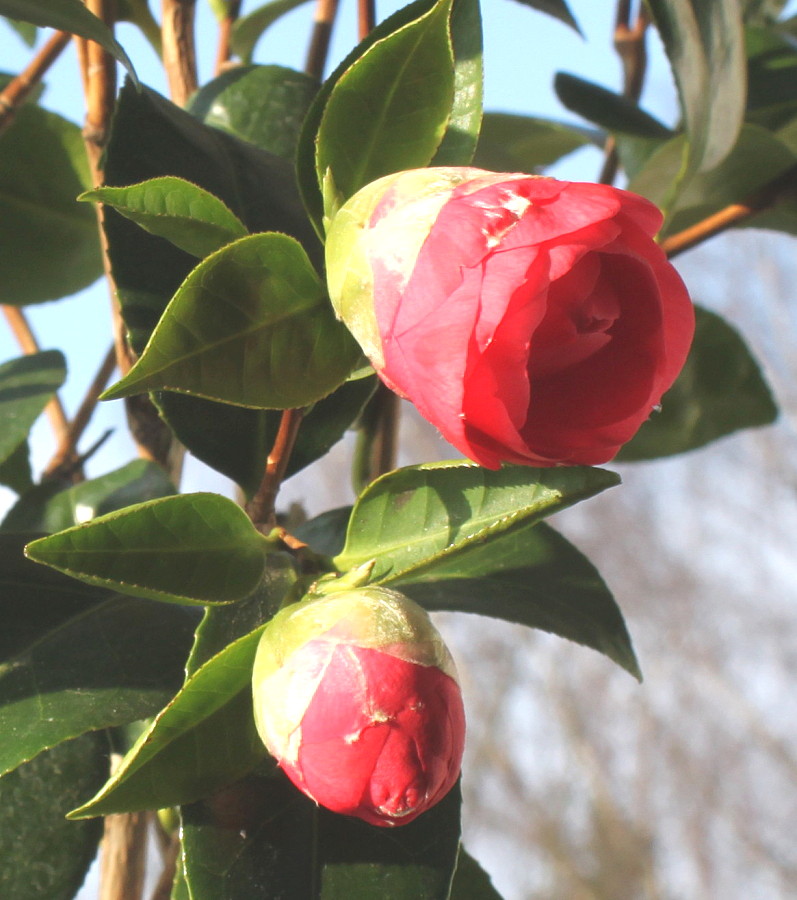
[
  {"xmin": 400, "ymin": 522, "xmax": 640, "ymax": 679},
  {"xmin": 82, "ymin": 178, "xmax": 248, "ymax": 259},
  {"xmin": 554, "ymin": 73, "xmax": 672, "ymax": 138},
  {"xmin": 647, "ymin": 0, "xmax": 746, "ymax": 172},
  {"xmin": 0, "ymin": 593, "xmax": 196, "ymax": 775},
  {"xmin": 0, "ymin": 104, "xmax": 102, "ymax": 305},
  {"xmin": 102, "ymin": 233, "xmax": 360, "ymax": 409},
  {"xmin": 181, "ymin": 770, "xmax": 461, "ymax": 899},
  {"xmin": 155, "ymin": 374, "xmax": 376, "ymax": 497},
  {"xmin": 618, "ymin": 306, "xmax": 778, "ymax": 461},
  {"xmin": 315, "ymin": 0, "xmax": 456, "ymax": 219},
  {"xmin": 189, "ymin": 64, "xmax": 318, "ymax": 159},
  {"xmin": 231, "ymin": 0, "xmax": 314, "ymax": 63},
  {"xmin": 0, "ymin": 351, "xmax": 66, "ymax": 465},
  {"xmin": 473, "ymin": 112, "xmax": 599, "ymax": 172},
  {"xmin": 334, "ymin": 461, "xmax": 620, "ymax": 584},
  {"xmin": 450, "ymin": 849, "xmax": 505, "ymax": 899},
  {"xmin": 0, "ymin": 0, "xmax": 136, "ymax": 79},
  {"xmin": 0, "ymin": 733, "xmax": 107, "ymax": 900},
  {"xmin": 69, "ymin": 622, "xmax": 270, "ymax": 817},
  {"xmin": 509, "ymin": 0, "xmax": 580, "ymax": 34},
  {"xmin": 2, "ymin": 459, "xmax": 175, "ymax": 533},
  {"xmin": 25, "ymin": 493, "xmax": 267, "ymax": 605}
]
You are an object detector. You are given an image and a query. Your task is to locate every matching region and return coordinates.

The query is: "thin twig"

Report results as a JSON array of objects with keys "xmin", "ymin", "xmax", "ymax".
[
  {"xmin": 357, "ymin": 0, "xmax": 377, "ymax": 42},
  {"xmin": 2, "ymin": 305, "xmax": 71, "ymax": 448},
  {"xmin": 214, "ymin": 0, "xmax": 243, "ymax": 75},
  {"xmin": 162, "ymin": 0, "xmax": 199, "ymax": 106},
  {"xmin": 245, "ymin": 408, "xmax": 305, "ymax": 529},
  {"xmin": 305, "ymin": 0, "xmax": 341, "ymax": 80},
  {"xmin": 0, "ymin": 30, "xmax": 72, "ymax": 136}
]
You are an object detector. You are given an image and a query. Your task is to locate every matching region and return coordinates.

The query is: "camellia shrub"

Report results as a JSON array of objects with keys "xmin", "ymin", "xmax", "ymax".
[{"xmin": 0, "ymin": 0, "xmax": 788, "ymax": 898}]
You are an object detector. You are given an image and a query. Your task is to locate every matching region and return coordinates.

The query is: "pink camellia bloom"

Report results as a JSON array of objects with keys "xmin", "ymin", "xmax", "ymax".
[
  {"xmin": 251, "ymin": 586, "xmax": 465, "ymax": 827},
  {"xmin": 326, "ymin": 167, "xmax": 695, "ymax": 468}
]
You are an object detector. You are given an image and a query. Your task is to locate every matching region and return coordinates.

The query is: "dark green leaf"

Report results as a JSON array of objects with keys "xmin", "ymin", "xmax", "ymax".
[
  {"xmin": 0, "ymin": 351, "xmax": 66, "ymax": 465},
  {"xmin": 82, "ymin": 178, "xmax": 248, "ymax": 259},
  {"xmin": 181, "ymin": 770, "xmax": 461, "ymax": 899},
  {"xmin": 0, "ymin": 440, "xmax": 33, "ymax": 495},
  {"xmin": 430, "ymin": 0, "xmax": 484, "ymax": 166},
  {"xmin": 0, "ymin": 104, "xmax": 102, "ymax": 305},
  {"xmin": 473, "ymin": 112, "xmax": 599, "ymax": 172},
  {"xmin": 618, "ymin": 306, "xmax": 777, "ymax": 460},
  {"xmin": 647, "ymin": 0, "xmax": 746, "ymax": 172},
  {"xmin": 102, "ymin": 233, "xmax": 359, "ymax": 409},
  {"xmin": 231, "ymin": 0, "xmax": 315, "ymax": 63},
  {"xmin": 334, "ymin": 461, "xmax": 620, "ymax": 584},
  {"xmin": 0, "ymin": 733, "xmax": 107, "ymax": 900},
  {"xmin": 554, "ymin": 73, "xmax": 672, "ymax": 138},
  {"xmin": 744, "ymin": 26, "xmax": 797, "ymax": 130},
  {"xmin": 0, "ymin": 0, "xmax": 136, "ymax": 79},
  {"xmin": 2, "ymin": 459, "xmax": 175, "ymax": 533},
  {"xmin": 25, "ymin": 493, "xmax": 267, "ymax": 605},
  {"xmin": 294, "ymin": 506, "xmax": 352, "ymax": 558},
  {"xmin": 508, "ymin": 0, "xmax": 580, "ymax": 34},
  {"xmin": 0, "ymin": 594, "xmax": 196, "ymax": 775},
  {"xmin": 400, "ymin": 522, "xmax": 640, "ymax": 679},
  {"xmin": 450, "ymin": 849, "xmax": 504, "ymax": 899},
  {"xmin": 316, "ymin": 0, "xmax": 455, "ymax": 219},
  {"xmin": 189, "ymin": 64, "xmax": 318, "ymax": 159},
  {"xmin": 69, "ymin": 622, "xmax": 270, "ymax": 817}
]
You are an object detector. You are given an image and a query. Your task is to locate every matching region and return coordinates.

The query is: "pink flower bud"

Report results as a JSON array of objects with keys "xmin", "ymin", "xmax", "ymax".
[
  {"xmin": 251, "ymin": 586, "xmax": 465, "ymax": 826},
  {"xmin": 326, "ymin": 167, "xmax": 695, "ymax": 468}
]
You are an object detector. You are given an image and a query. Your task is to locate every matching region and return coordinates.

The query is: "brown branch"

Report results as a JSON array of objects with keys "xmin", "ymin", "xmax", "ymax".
[
  {"xmin": 245, "ymin": 408, "xmax": 305, "ymax": 529},
  {"xmin": 99, "ymin": 809, "xmax": 149, "ymax": 900},
  {"xmin": 149, "ymin": 833, "xmax": 180, "ymax": 900},
  {"xmin": 305, "ymin": 0, "xmax": 341, "ymax": 81},
  {"xmin": 214, "ymin": 0, "xmax": 243, "ymax": 75},
  {"xmin": 357, "ymin": 0, "xmax": 377, "ymax": 42},
  {"xmin": 162, "ymin": 0, "xmax": 199, "ymax": 106},
  {"xmin": 0, "ymin": 30, "xmax": 72, "ymax": 136},
  {"xmin": 662, "ymin": 164, "xmax": 797, "ymax": 258}
]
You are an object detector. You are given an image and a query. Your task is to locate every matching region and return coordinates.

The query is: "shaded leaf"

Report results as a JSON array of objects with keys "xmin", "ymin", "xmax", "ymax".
[
  {"xmin": 2, "ymin": 459, "xmax": 175, "ymax": 533},
  {"xmin": 0, "ymin": 440, "xmax": 33, "ymax": 495},
  {"xmin": 4, "ymin": 17, "xmax": 36, "ymax": 44},
  {"xmin": 334, "ymin": 461, "xmax": 620, "ymax": 584},
  {"xmin": 189, "ymin": 64, "xmax": 318, "ymax": 159},
  {"xmin": 0, "ymin": 351, "xmax": 66, "ymax": 465},
  {"xmin": 102, "ymin": 233, "xmax": 360, "ymax": 409},
  {"xmin": 231, "ymin": 0, "xmax": 315, "ymax": 63},
  {"xmin": 294, "ymin": 505, "xmax": 352, "ymax": 558},
  {"xmin": 0, "ymin": 105, "xmax": 102, "ymax": 305},
  {"xmin": 0, "ymin": 733, "xmax": 107, "ymax": 900},
  {"xmin": 508, "ymin": 0, "xmax": 580, "ymax": 34},
  {"xmin": 0, "ymin": 0, "xmax": 136, "ymax": 79},
  {"xmin": 744, "ymin": 26, "xmax": 797, "ymax": 130},
  {"xmin": 617, "ymin": 306, "xmax": 778, "ymax": 460},
  {"xmin": 25, "ymin": 493, "xmax": 267, "ymax": 605},
  {"xmin": 82, "ymin": 178, "xmax": 248, "ymax": 259},
  {"xmin": 450, "ymin": 849, "xmax": 505, "ymax": 899},
  {"xmin": 0, "ymin": 594, "xmax": 196, "ymax": 775}
]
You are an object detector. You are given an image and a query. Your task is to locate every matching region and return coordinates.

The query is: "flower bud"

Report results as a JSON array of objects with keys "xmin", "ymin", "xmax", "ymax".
[
  {"xmin": 251, "ymin": 586, "xmax": 465, "ymax": 826},
  {"xmin": 326, "ymin": 167, "xmax": 695, "ymax": 468}
]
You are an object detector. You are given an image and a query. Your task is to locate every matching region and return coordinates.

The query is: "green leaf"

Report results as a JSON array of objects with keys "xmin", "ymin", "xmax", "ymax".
[
  {"xmin": 450, "ymin": 849, "xmax": 505, "ymax": 899},
  {"xmin": 400, "ymin": 522, "xmax": 640, "ymax": 679},
  {"xmin": 617, "ymin": 306, "xmax": 778, "ymax": 461},
  {"xmin": 0, "ymin": 0, "xmax": 136, "ymax": 80},
  {"xmin": 101, "ymin": 233, "xmax": 360, "ymax": 409},
  {"xmin": 647, "ymin": 0, "xmax": 746, "ymax": 173},
  {"xmin": 315, "ymin": 0, "xmax": 456, "ymax": 219},
  {"xmin": 69, "ymin": 622, "xmax": 269, "ymax": 817},
  {"xmin": 0, "ymin": 733, "xmax": 107, "ymax": 900},
  {"xmin": 294, "ymin": 506, "xmax": 352, "ymax": 558},
  {"xmin": 554, "ymin": 73, "xmax": 672, "ymax": 138},
  {"xmin": 155, "ymin": 374, "xmax": 376, "ymax": 497},
  {"xmin": 0, "ymin": 351, "xmax": 66, "ymax": 465},
  {"xmin": 2, "ymin": 459, "xmax": 175, "ymax": 533},
  {"xmin": 0, "ymin": 104, "xmax": 102, "ymax": 305},
  {"xmin": 231, "ymin": 0, "xmax": 315, "ymax": 63},
  {"xmin": 334, "ymin": 461, "xmax": 620, "ymax": 584},
  {"xmin": 82, "ymin": 178, "xmax": 249, "ymax": 259},
  {"xmin": 473, "ymin": 112, "xmax": 599, "ymax": 172},
  {"xmin": 0, "ymin": 440, "xmax": 33, "ymax": 495},
  {"xmin": 0, "ymin": 593, "xmax": 196, "ymax": 775},
  {"xmin": 429, "ymin": 0, "xmax": 484, "ymax": 166},
  {"xmin": 744, "ymin": 26, "xmax": 797, "ymax": 130},
  {"xmin": 189, "ymin": 64, "xmax": 318, "ymax": 159},
  {"xmin": 25, "ymin": 493, "xmax": 267, "ymax": 605},
  {"xmin": 180, "ymin": 770, "xmax": 461, "ymax": 899},
  {"xmin": 4, "ymin": 16, "xmax": 37, "ymax": 44},
  {"xmin": 508, "ymin": 0, "xmax": 580, "ymax": 34}
]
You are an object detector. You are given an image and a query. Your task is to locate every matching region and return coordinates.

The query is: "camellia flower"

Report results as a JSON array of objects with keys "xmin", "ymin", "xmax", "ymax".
[
  {"xmin": 251, "ymin": 586, "xmax": 465, "ymax": 827},
  {"xmin": 326, "ymin": 167, "xmax": 695, "ymax": 468}
]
